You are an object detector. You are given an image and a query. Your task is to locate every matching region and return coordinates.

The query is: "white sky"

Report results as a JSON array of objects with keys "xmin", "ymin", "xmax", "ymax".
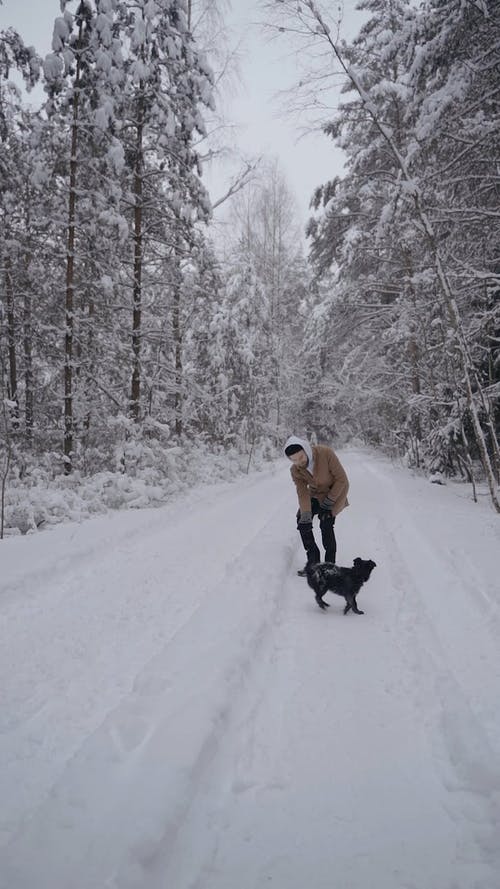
[
  {"xmin": 0, "ymin": 0, "xmax": 366, "ymax": 226},
  {"xmin": 207, "ymin": 1, "xmax": 366, "ymax": 223}
]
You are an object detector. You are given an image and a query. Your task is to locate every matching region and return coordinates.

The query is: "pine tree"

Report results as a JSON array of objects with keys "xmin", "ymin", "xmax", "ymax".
[
  {"xmin": 0, "ymin": 29, "xmax": 40, "ymax": 439},
  {"xmin": 110, "ymin": 0, "xmax": 213, "ymax": 427},
  {"xmin": 43, "ymin": 0, "xmax": 122, "ymax": 472}
]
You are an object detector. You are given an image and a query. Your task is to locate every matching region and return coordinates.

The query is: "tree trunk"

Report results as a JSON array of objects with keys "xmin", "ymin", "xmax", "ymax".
[
  {"xmin": 63, "ymin": 42, "xmax": 83, "ymax": 474},
  {"xmin": 23, "ymin": 287, "xmax": 33, "ymax": 440},
  {"xmin": 0, "ymin": 352, "xmax": 12, "ymax": 540},
  {"xmin": 23, "ymin": 205, "xmax": 34, "ymax": 441},
  {"xmin": 4, "ymin": 255, "xmax": 19, "ymax": 429},
  {"xmin": 460, "ymin": 407, "xmax": 477, "ymax": 503},
  {"xmin": 84, "ymin": 295, "xmax": 94, "ymax": 433},
  {"xmin": 130, "ymin": 96, "xmax": 144, "ymax": 422},
  {"xmin": 172, "ymin": 235, "xmax": 183, "ymax": 439}
]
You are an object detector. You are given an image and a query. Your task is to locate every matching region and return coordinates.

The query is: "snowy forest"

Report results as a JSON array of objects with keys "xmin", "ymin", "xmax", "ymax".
[{"xmin": 1, "ymin": 0, "xmax": 499, "ymax": 534}]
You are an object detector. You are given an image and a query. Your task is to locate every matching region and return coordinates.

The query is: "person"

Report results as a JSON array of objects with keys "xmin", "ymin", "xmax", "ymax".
[{"xmin": 284, "ymin": 435, "xmax": 349, "ymax": 576}]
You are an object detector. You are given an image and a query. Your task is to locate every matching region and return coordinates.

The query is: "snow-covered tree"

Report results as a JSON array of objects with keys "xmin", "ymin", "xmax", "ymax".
[
  {"xmin": 265, "ymin": 0, "xmax": 500, "ymax": 508},
  {"xmin": 224, "ymin": 160, "xmax": 308, "ymax": 444},
  {"xmin": 42, "ymin": 0, "xmax": 123, "ymax": 471},
  {"xmin": 0, "ymin": 29, "xmax": 40, "ymax": 432},
  {"xmin": 108, "ymin": 0, "xmax": 213, "ymax": 426}
]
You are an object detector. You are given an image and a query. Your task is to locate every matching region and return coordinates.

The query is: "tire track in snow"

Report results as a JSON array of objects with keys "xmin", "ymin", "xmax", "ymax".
[
  {"xmin": 3, "ymin": 451, "xmax": 499, "ymax": 889},
  {"xmin": 0, "ymin": 505, "xmax": 297, "ymax": 889},
  {"xmin": 146, "ymin": 453, "xmax": 500, "ymax": 889},
  {"xmin": 154, "ymin": 549, "xmax": 300, "ymax": 889},
  {"xmin": 356, "ymin": 455, "xmax": 500, "ymax": 885},
  {"xmin": 0, "ymin": 467, "xmax": 292, "ymax": 856}
]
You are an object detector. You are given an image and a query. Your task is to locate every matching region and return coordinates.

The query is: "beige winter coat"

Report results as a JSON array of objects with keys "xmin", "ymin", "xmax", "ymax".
[{"xmin": 290, "ymin": 444, "xmax": 349, "ymax": 517}]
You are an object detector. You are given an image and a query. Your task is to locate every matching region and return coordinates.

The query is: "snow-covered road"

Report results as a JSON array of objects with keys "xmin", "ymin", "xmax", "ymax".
[{"xmin": 1, "ymin": 450, "xmax": 500, "ymax": 889}]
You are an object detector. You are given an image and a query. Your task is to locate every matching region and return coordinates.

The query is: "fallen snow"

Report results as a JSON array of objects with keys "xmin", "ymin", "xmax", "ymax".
[{"xmin": 1, "ymin": 449, "xmax": 500, "ymax": 889}]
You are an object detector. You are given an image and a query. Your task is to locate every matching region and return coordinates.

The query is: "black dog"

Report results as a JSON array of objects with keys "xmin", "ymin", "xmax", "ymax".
[{"xmin": 305, "ymin": 558, "xmax": 377, "ymax": 613}]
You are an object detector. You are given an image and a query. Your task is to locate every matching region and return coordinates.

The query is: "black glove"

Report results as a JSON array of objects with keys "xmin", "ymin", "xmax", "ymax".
[{"xmin": 320, "ymin": 497, "xmax": 334, "ymax": 512}]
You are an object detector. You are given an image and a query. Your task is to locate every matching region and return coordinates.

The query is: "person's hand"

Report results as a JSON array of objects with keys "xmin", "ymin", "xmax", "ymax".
[{"xmin": 320, "ymin": 497, "xmax": 334, "ymax": 512}]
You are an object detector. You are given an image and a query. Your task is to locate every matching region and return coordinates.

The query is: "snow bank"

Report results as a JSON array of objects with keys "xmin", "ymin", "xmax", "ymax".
[{"xmin": 1, "ymin": 443, "xmax": 271, "ymax": 536}]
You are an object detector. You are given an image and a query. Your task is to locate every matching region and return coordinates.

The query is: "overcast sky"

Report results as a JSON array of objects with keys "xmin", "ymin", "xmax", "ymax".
[{"xmin": 0, "ymin": 0, "xmax": 366, "ymax": 228}]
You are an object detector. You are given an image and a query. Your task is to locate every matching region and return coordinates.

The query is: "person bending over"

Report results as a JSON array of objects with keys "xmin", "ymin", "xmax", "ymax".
[{"xmin": 284, "ymin": 435, "xmax": 349, "ymax": 576}]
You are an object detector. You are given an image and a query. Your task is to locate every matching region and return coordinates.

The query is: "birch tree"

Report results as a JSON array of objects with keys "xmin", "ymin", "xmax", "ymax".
[{"xmin": 226, "ymin": 160, "xmax": 307, "ymax": 443}]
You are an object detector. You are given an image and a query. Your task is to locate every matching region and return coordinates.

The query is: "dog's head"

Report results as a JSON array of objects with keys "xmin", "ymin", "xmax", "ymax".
[
  {"xmin": 304, "ymin": 562, "xmax": 321, "ymax": 582},
  {"xmin": 353, "ymin": 557, "xmax": 377, "ymax": 581}
]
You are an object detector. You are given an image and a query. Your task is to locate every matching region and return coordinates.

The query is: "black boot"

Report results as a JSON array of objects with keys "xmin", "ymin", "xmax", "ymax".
[
  {"xmin": 319, "ymin": 511, "xmax": 336, "ymax": 564},
  {"xmin": 296, "ymin": 512, "xmax": 320, "ymax": 576}
]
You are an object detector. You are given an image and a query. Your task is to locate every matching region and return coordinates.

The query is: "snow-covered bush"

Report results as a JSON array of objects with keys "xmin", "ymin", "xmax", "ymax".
[{"xmin": 0, "ymin": 438, "xmax": 273, "ymax": 535}]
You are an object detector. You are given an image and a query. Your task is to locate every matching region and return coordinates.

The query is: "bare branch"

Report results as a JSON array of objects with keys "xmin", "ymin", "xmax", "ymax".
[{"xmin": 211, "ymin": 157, "xmax": 262, "ymax": 209}]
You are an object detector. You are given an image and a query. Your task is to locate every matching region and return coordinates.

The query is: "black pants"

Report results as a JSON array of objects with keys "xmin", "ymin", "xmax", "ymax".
[{"xmin": 296, "ymin": 498, "xmax": 336, "ymax": 565}]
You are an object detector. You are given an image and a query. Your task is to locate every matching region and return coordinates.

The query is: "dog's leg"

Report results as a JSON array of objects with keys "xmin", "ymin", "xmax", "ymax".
[
  {"xmin": 315, "ymin": 595, "xmax": 329, "ymax": 610},
  {"xmin": 314, "ymin": 580, "xmax": 330, "ymax": 611},
  {"xmin": 345, "ymin": 595, "xmax": 364, "ymax": 615}
]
